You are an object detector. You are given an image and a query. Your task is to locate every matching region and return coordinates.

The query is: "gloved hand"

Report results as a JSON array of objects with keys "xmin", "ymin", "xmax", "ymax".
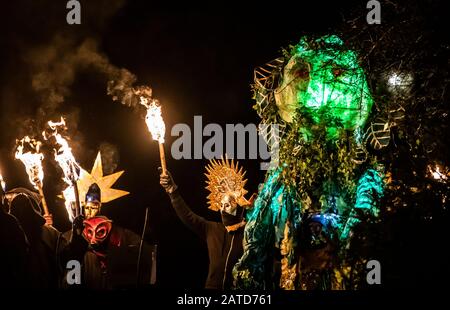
[
  {"xmin": 159, "ymin": 168, "xmax": 178, "ymax": 194},
  {"xmin": 66, "ymin": 214, "xmax": 88, "ymax": 262},
  {"xmin": 72, "ymin": 214, "xmax": 85, "ymax": 237}
]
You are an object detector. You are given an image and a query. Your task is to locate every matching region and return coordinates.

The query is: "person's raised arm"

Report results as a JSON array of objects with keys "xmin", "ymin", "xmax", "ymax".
[{"xmin": 159, "ymin": 168, "xmax": 208, "ymax": 239}]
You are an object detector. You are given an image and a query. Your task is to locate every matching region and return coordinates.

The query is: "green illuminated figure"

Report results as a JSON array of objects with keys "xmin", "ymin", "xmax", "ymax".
[
  {"xmin": 274, "ymin": 35, "xmax": 373, "ymax": 139},
  {"xmin": 234, "ymin": 35, "xmax": 386, "ymax": 290}
]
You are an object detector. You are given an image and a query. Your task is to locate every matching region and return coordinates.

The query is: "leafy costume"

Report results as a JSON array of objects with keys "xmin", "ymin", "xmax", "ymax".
[{"xmin": 233, "ymin": 35, "xmax": 387, "ymax": 289}]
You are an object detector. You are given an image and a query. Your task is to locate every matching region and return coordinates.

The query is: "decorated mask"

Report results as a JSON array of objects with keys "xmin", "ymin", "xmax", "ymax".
[
  {"xmin": 84, "ymin": 183, "xmax": 101, "ymax": 219},
  {"xmin": 84, "ymin": 201, "xmax": 101, "ymax": 219},
  {"xmin": 276, "ymin": 35, "xmax": 373, "ymax": 127},
  {"xmin": 220, "ymin": 193, "xmax": 239, "ymax": 215},
  {"xmin": 82, "ymin": 216, "xmax": 113, "ymax": 246},
  {"xmin": 257, "ymin": 35, "xmax": 374, "ymax": 142},
  {"xmin": 205, "ymin": 156, "xmax": 250, "ymax": 214}
]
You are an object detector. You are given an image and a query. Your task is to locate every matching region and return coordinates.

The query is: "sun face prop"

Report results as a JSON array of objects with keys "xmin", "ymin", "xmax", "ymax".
[{"xmin": 205, "ymin": 156, "xmax": 250, "ymax": 212}]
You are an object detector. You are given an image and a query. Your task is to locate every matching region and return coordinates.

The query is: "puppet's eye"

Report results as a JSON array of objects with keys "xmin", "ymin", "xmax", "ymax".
[
  {"xmin": 309, "ymin": 222, "xmax": 323, "ymax": 235},
  {"xmin": 86, "ymin": 228, "xmax": 94, "ymax": 239},
  {"xmin": 289, "ymin": 58, "xmax": 310, "ymax": 80},
  {"xmin": 333, "ymin": 68, "xmax": 345, "ymax": 77},
  {"xmin": 294, "ymin": 69, "xmax": 309, "ymax": 79},
  {"xmin": 96, "ymin": 227, "xmax": 107, "ymax": 239}
]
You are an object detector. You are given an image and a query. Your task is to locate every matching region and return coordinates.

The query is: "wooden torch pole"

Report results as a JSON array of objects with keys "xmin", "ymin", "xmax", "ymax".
[
  {"xmin": 73, "ymin": 181, "xmax": 81, "ymax": 218},
  {"xmin": 37, "ymin": 185, "xmax": 49, "ymax": 216},
  {"xmin": 159, "ymin": 142, "xmax": 167, "ymax": 176}
]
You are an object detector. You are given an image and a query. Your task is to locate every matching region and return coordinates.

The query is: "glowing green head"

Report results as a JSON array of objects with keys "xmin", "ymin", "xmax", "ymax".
[{"xmin": 274, "ymin": 35, "xmax": 373, "ymax": 139}]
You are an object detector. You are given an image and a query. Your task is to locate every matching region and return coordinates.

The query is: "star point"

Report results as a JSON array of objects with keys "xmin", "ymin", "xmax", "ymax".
[{"xmin": 73, "ymin": 151, "xmax": 129, "ymax": 204}]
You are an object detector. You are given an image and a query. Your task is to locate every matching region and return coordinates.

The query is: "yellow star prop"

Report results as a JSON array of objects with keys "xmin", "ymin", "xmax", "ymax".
[{"xmin": 75, "ymin": 152, "xmax": 129, "ymax": 204}]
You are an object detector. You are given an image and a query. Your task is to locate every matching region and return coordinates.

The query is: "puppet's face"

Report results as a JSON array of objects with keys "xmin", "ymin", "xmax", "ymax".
[
  {"xmin": 82, "ymin": 216, "xmax": 112, "ymax": 245},
  {"xmin": 274, "ymin": 35, "xmax": 373, "ymax": 139},
  {"xmin": 84, "ymin": 201, "xmax": 101, "ymax": 219}
]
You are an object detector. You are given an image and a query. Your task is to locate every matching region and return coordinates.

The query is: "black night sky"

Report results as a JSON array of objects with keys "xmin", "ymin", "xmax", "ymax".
[{"xmin": 0, "ymin": 0, "xmax": 448, "ymax": 290}]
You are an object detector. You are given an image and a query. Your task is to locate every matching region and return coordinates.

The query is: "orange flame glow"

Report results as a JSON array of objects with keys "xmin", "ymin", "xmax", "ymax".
[
  {"xmin": 0, "ymin": 169, "xmax": 6, "ymax": 192},
  {"xmin": 43, "ymin": 117, "xmax": 81, "ymax": 185},
  {"xmin": 428, "ymin": 164, "xmax": 448, "ymax": 181},
  {"xmin": 140, "ymin": 97, "xmax": 166, "ymax": 143},
  {"xmin": 15, "ymin": 136, "xmax": 44, "ymax": 190},
  {"xmin": 62, "ymin": 185, "xmax": 77, "ymax": 222}
]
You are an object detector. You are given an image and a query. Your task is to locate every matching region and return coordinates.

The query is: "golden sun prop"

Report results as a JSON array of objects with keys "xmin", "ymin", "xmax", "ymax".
[
  {"xmin": 63, "ymin": 152, "xmax": 129, "ymax": 209},
  {"xmin": 205, "ymin": 156, "xmax": 250, "ymax": 212}
]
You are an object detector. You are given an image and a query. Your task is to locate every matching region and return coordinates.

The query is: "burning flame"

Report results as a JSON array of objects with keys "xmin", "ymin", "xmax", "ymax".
[
  {"xmin": 0, "ymin": 169, "xmax": 6, "ymax": 192},
  {"xmin": 62, "ymin": 185, "xmax": 76, "ymax": 222},
  {"xmin": 43, "ymin": 117, "xmax": 82, "ymax": 220},
  {"xmin": 140, "ymin": 97, "xmax": 166, "ymax": 143},
  {"xmin": 43, "ymin": 117, "xmax": 81, "ymax": 185},
  {"xmin": 428, "ymin": 165, "xmax": 448, "ymax": 181},
  {"xmin": 15, "ymin": 136, "xmax": 44, "ymax": 190}
]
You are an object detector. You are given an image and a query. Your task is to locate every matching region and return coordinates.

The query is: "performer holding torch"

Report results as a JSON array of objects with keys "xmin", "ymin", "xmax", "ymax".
[
  {"xmin": 160, "ymin": 156, "xmax": 256, "ymax": 289},
  {"xmin": 140, "ymin": 94, "xmax": 257, "ymax": 288},
  {"xmin": 12, "ymin": 138, "xmax": 64, "ymax": 288}
]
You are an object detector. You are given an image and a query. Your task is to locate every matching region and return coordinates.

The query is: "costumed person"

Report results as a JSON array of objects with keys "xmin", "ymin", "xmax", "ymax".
[
  {"xmin": 233, "ymin": 35, "xmax": 388, "ymax": 290},
  {"xmin": 6, "ymin": 187, "xmax": 63, "ymax": 288},
  {"xmin": 0, "ymin": 174, "xmax": 29, "ymax": 288},
  {"xmin": 159, "ymin": 157, "xmax": 255, "ymax": 289},
  {"xmin": 61, "ymin": 152, "xmax": 155, "ymax": 289}
]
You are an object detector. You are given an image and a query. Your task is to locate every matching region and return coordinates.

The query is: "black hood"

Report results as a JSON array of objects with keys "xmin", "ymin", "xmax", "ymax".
[{"xmin": 8, "ymin": 188, "xmax": 45, "ymax": 235}]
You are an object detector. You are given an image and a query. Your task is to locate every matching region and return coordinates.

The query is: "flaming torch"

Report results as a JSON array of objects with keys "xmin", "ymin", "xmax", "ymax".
[
  {"xmin": 43, "ymin": 117, "xmax": 82, "ymax": 218},
  {"xmin": 62, "ymin": 185, "xmax": 77, "ymax": 222},
  {"xmin": 15, "ymin": 136, "xmax": 50, "ymax": 217},
  {"xmin": 0, "ymin": 169, "xmax": 6, "ymax": 194},
  {"xmin": 428, "ymin": 164, "xmax": 449, "ymax": 182},
  {"xmin": 140, "ymin": 97, "xmax": 167, "ymax": 175}
]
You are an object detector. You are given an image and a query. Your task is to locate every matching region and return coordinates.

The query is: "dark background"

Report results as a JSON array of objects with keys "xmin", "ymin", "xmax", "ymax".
[{"xmin": 0, "ymin": 0, "xmax": 447, "ymax": 289}]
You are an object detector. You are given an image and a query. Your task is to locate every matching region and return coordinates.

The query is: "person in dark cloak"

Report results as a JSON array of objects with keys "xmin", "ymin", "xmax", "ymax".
[
  {"xmin": 6, "ymin": 187, "xmax": 62, "ymax": 289},
  {"xmin": 0, "ymin": 183, "xmax": 29, "ymax": 288},
  {"xmin": 61, "ymin": 183, "xmax": 154, "ymax": 289}
]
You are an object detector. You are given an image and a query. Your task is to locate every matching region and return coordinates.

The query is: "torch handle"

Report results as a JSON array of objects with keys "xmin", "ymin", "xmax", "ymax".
[
  {"xmin": 73, "ymin": 181, "xmax": 81, "ymax": 218},
  {"xmin": 37, "ymin": 186, "xmax": 50, "ymax": 216},
  {"xmin": 159, "ymin": 142, "xmax": 167, "ymax": 176}
]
